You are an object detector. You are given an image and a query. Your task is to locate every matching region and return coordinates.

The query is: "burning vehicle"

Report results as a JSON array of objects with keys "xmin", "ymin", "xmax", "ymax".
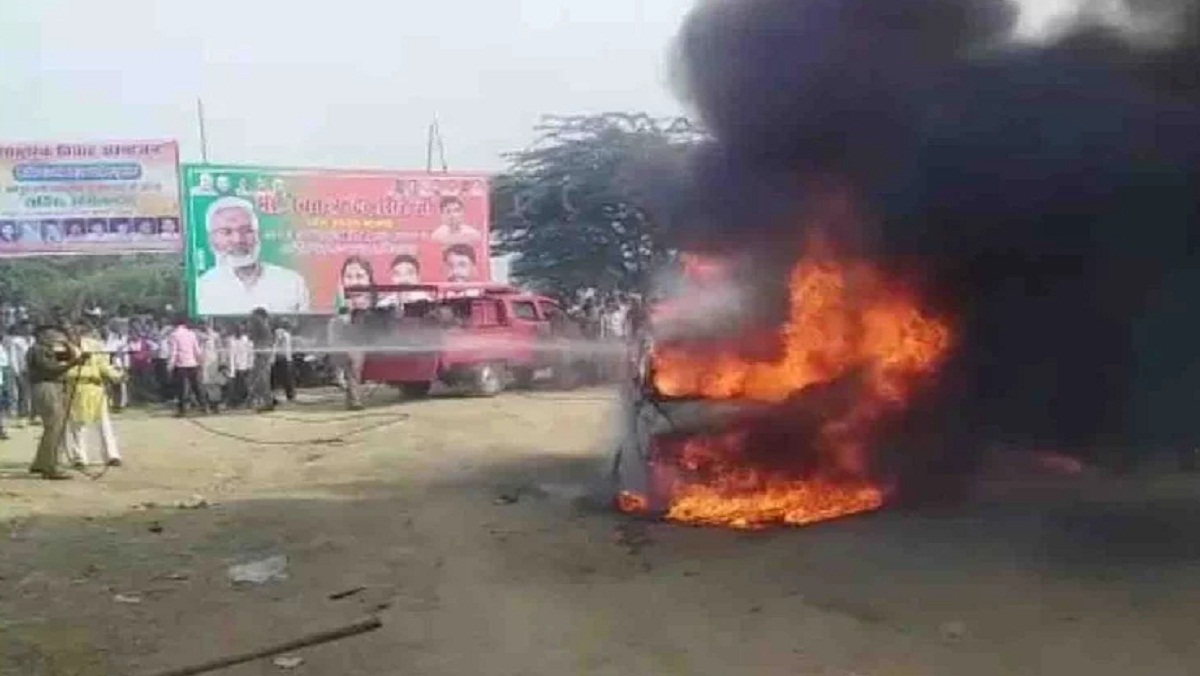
[
  {"xmin": 614, "ymin": 241, "xmax": 953, "ymax": 530},
  {"xmin": 614, "ymin": 0, "xmax": 1200, "ymax": 528}
]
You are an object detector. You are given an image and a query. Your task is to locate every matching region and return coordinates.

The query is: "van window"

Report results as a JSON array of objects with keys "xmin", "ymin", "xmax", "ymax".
[
  {"xmin": 510, "ymin": 301, "xmax": 538, "ymax": 321},
  {"xmin": 470, "ymin": 299, "xmax": 501, "ymax": 327},
  {"xmin": 538, "ymin": 301, "xmax": 564, "ymax": 321}
]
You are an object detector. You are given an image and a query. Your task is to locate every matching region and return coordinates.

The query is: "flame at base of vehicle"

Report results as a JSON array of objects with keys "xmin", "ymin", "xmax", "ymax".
[
  {"xmin": 636, "ymin": 433, "xmax": 887, "ymax": 530},
  {"xmin": 665, "ymin": 480, "xmax": 883, "ymax": 530}
]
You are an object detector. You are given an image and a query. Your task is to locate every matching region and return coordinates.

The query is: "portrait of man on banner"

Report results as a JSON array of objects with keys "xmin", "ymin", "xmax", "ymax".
[
  {"xmin": 195, "ymin": 196, "xmax": 310, "ymax": 315},
  {"xmin": 430, "ymin": 195, "xmax": 482, "ymax": 243}
]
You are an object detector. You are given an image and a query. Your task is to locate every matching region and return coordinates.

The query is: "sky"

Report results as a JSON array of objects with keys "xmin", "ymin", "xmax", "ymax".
[
  {"xmin": 0, "ymin": 0, "xmax": 695, "ymax": 172},
  {"xmin": 0, "ymin": 0, "xmax": 1079, "ymax": 173}
]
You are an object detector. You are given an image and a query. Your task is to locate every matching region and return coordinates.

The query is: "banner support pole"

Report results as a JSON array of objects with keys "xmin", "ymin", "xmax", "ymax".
[{"xmin": 197, "ymin": 97, "xmax": 210, "ymax": 163}]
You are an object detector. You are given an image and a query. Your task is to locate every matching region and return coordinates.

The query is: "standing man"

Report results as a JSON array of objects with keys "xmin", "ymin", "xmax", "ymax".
[
  {"xmin": 247, "ymin": 307, "xmax": 275, "ymax": 412},
  {"xmin": 0, "ymin": 333, "xmax": 9, "ymax": 440},
  {"xmin": 271, "ymin": 319, "xmax": 296, "ymax": 404},
  {"xmin": 64, "ymin": 322, "xmax": 123, "ymax": 467},
  {"xmin": 154, "ymin": 321, "xmax": 174, "ymax": 402},
  {"xmin": 126, "ymin": 325, "xmax": 156, "ymax": 403},
  {"xmin": 226, "ymin": 324, "xmax": 253, "ymax": 407},
  {"xmin": 27, "ymin": 324, "xmax": 83, "ymax": 480},
  {"xmin": 166, "ymin": 315, "xmax": 206, "ymax": 417},
  {"xmin": 326, "ymin": 307, "xmax": 350, "ymax": 390},
  {"xmin": 600, "ymin": 296, "xmax": 630, "ymax": 381},
  {"xmin": 4, "ymin": 321, "xmax": 32, "ymax": 424},
  {"xmin": 343, "ymin": 308, "xmax": 366, "ymax": 411},
  {"xmin": 103, "ymin": 323, "xmax": 130, "ymax": 410},
  {"xmin": 198, "ymin": 322, "xmax": 225, "ymax": 414}
]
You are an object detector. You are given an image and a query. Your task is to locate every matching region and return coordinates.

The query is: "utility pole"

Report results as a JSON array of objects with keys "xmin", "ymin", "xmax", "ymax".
[
  {"xmin": 426, "ymin": 117, "xmax": 448, "ymax": 173},
  {"xmin": 196, "ymin": 97, "xmax": 210, "ymax": 163}
]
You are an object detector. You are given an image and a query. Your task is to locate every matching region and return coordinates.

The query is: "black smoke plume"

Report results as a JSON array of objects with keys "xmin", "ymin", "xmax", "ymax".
[{"xmin": 670, "ymin": 0, "xmax": 1200, "ymax": 480}]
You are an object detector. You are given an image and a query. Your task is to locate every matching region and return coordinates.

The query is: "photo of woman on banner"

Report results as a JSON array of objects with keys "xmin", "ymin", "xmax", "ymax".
[
  {"xmin": 0, "ymin": 221, "xmax": 18, "ymax": 243},
  {"xmin": 339, "ymin": 255, "xmax": 376, "ymax": 311}
]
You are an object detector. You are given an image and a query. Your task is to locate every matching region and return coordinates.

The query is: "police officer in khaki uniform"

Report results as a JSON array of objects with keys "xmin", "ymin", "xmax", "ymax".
[{"xmin": 27, "ymin": 324, "xmax": 85, "ymax": 479}]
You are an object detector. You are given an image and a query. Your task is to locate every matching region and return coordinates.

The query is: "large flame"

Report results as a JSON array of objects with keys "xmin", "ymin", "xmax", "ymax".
[
  {"xmin": 651, "ymin": 433, "xmax": 886, "ymax": 530},
  {"xmin": 641, "ymin": 246, "xmax": 952, "ymax": 529}
]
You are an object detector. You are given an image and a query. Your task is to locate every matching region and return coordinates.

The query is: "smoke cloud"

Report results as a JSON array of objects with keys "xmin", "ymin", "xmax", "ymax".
[{"xmin": 670, "ymin": 0, "xmax": 1200, "ymax": 473}]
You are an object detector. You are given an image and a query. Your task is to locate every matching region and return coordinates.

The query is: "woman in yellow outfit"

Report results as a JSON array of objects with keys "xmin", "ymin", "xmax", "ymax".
[{"xmin": 64, "ymin": 323, "xmax": 124, "ymax": 468}]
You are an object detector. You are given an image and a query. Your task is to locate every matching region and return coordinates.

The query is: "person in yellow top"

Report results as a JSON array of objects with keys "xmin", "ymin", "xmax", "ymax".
[{"xmin": 64, "ymin": 322, "xmax": 124, "ymax": 468}]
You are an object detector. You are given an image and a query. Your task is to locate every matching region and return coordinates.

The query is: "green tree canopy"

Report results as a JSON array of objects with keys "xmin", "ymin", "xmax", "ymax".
[
  {"xmin": 0, "ymin": 255, "xmax": 181, "ymax": 318},
  {"xmin": 492, "ymin": 113, "xmax": 702, "ymax": 298}
]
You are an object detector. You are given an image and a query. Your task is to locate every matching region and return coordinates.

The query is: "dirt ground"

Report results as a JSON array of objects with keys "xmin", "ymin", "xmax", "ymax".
[{"xmin": 2, "ymin": 386, "xmax": 1200, "ymax": 676}]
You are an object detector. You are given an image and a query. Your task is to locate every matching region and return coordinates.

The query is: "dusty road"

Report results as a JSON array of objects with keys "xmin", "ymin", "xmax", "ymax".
[{"xmin": 2, "ymin": 387, "xmax": 1199, "ymax": 676}]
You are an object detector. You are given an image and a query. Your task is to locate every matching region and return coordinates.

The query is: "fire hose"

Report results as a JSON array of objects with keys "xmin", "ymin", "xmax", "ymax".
[{"xmin": 181, "ymin": 412, "xmax": 408, "ymax": 446}]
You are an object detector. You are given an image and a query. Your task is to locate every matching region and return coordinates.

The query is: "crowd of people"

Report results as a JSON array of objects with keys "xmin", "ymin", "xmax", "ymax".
[
  {"xmin": 0, "ymin": 289, "xmax": 642, "ymax": 480},
  {"xmin": 567, "ymin": 291, "xmax": 640, "ymax": 342},
  {"xmin": 0, "ymin": 304, "xmax": 318, "ymax": 478},
  {"xmin": 2, "ymin": 308, "xmax": 304, "ymax": 411}
]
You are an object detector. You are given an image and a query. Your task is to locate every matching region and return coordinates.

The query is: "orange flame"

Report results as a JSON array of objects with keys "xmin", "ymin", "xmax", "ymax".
[
  {"xmin": 616, "ymin": 491, "xmax": 650, "ymax": 513},
  {"xmin": 650, "ymin": 434, "xmax": 885, "ymax": 530},
  {"xmin": 654, "ymin": 256, "xmax": 950, "ymax": 403},
  {"xmin": 641, "ymin": 245, "xmax": 952, "ymax": 529}
]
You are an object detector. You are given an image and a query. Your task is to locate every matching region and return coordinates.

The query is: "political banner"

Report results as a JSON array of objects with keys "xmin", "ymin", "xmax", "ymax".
[
  {"xmin": 181, "ymin": 165, "xmax": 490, "ymax": 316},
  {"xmin": 0, "ymin": 141, "xmax": 182, "ymax": 257}
]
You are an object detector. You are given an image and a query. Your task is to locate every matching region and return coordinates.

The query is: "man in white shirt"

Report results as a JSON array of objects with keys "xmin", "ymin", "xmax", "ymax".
[
  {"xmin": 195, "ymin": 197, "xmax": 311, "ymax": 315},
  {"xmin": 3, "ymin": 322, "xmax": 32, "ymax": 423},
  {"xmin": 198, "ymin": 323, "xmax": 225, "ymax": 413},
  {"xmin": 429, "ymin": 196, "xmax": 482, "ymax": 243},
  {"xmin": 103, "ymin": 325, "xmax": 130, "ymax": 410},
  {"xmin": 156, "ymin": 323, "xmax": 175, "ymax": 401},
  {"xmin": 326, "ymin": 308, "xmax": 350, "ymax": 390},
  {"xmin": 225, "ymin": 326, "xmax": 254, "ymax": 407},
  {"xmin": 0, "ymin": 338, "xmax": 9, "ymax": 439},
  {"xmin": 270, "ymin": 320, "xmax": 296, "ymax": 403}
]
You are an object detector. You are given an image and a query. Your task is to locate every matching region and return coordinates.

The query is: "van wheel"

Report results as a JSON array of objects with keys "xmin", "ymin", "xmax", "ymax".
[
  {"xmin": 473, "ymin": 363, "xmax": 505, "ymax": 397},
  {"xmin": 400, "ymin": 381, "xmax": 432, "ymax": 399}
]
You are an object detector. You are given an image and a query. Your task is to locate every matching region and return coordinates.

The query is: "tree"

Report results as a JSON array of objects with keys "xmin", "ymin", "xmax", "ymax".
[
  {"xmin": 491, "ymin": 113, "xmax": 702, "ymax": 297},
  {"xmin": 0, "ymin": 255, "xmax": 181, "ymax": 317}
]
